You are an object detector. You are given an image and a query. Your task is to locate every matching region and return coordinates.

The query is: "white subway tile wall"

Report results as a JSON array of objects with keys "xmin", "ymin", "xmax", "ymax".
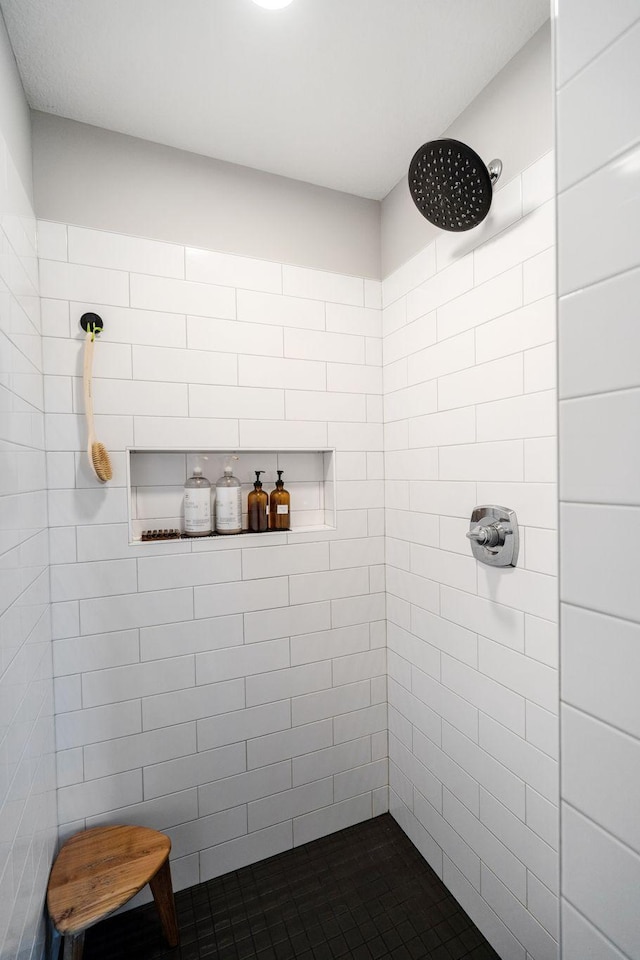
[
  {"xmin": 41, "ymin": 222, "xmax": 387, "ymax": 893},
  {"xmin": 556, "ymin": 6, "xmax": 640, "ymax": 960},
  {"xmin": 382, "ymin": 153, "xmax": 559, "ymax": 960},
  {"xmin": 0, "ymin": 133, "xmax": 57, "ymax": 958}
]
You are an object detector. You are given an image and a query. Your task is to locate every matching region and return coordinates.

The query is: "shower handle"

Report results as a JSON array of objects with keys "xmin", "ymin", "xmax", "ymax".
[{"xmin": 466, "ymin": 521, "xmax": 510, "ymax": 548}]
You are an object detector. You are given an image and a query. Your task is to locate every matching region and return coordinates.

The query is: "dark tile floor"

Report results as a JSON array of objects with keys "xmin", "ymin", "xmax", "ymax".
[{"xmin": 84, "ymin": 814, "xmax": 500, "ymax": 960}]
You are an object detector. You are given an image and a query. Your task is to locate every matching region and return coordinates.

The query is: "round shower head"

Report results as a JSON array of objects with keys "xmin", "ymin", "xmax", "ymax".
[{"xmin": 408, "ymin": 138, "xmax": 501, "ymax": 232}]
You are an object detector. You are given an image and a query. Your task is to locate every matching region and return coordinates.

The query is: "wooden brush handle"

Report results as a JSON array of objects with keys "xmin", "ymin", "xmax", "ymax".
[{"xmin": 83, "ymin": 333, "xmax": 97, "ymax": 469}]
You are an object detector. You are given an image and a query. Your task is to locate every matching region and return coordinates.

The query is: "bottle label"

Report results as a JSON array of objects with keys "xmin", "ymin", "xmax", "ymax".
[
  {"xmin": 276, "ymin": 504, "xmax": 289, "ymax": 515},
  {"xmin": 216, "ymin": 487, "xmax": 243, "ymax": 531},
  {"xmin": 184, "ymin": 488, "xmax": 211, "ymax": 533}
]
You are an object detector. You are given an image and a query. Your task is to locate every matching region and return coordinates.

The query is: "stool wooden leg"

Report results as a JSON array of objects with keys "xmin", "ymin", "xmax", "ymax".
[
  {"xmin": 63, "ymin": 931, "xmax": 85, "ymax": 960},
  {"xmin": 149, "ymin": 857, "xmax": 179, "ymax": 947}
]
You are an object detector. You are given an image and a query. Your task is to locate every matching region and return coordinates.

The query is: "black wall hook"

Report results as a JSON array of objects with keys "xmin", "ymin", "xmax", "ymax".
[{"xmin": 80, "ymin": 312, "xmax": 104, "ymax": 335}]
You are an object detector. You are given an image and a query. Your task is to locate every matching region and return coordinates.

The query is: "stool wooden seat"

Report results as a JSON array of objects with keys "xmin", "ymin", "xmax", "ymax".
[{"xmin": 47, "ymin": 825, "xmax": 179, "ymax": 959}]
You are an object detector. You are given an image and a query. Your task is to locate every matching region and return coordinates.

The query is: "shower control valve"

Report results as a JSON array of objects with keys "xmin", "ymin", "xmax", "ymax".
[{"xmin": 466, "ymin": 506, "xmax": 519, "ymax": 567}]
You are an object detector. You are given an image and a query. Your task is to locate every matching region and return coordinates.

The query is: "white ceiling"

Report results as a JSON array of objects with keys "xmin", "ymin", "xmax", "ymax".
[{"xmin": 1, "ymin": 0, "xmax": 549, "ymax": 200}]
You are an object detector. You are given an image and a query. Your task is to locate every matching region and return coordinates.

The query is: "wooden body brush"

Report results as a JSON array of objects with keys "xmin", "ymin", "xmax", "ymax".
[{"xmin": 83, "ymin": 329, "xmax": 113, "ymax": 482}]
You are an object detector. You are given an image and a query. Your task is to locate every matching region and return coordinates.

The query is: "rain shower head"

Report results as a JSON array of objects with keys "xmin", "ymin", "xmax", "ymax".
[{"xmin": 408, "ymin": 138, "xmax": 502, "ymax": 232}]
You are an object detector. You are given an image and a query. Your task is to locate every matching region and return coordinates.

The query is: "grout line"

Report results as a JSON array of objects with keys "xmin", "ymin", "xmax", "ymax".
[
  {"xmin": 561, "ymin": 701, "xmax": 640, "ymax": 747},
  {"xmin": 560, "ymin": 499, "xmax": 640, "ymax": 510},
  {"xmin": 556, "ymin": 14, "xmax": 640, "ymax": 94},
  {"xmin": 560, "ymin": 383, "xmax": 640, "ymax": 404},
  {"xmin": 561, "ymin": 796, "xmax": 639, "ymax": 858},
  {"xmin": 556, "ymin": 133, "xmax": 640, "ymax": 200},
  {"xmin": 561, "ymin": 893, "xmax": 634, "ymax": 959}
]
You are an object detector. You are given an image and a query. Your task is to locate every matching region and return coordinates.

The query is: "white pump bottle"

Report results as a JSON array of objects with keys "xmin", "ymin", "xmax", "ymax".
[{"xmin": 215, "ymin": 459, "xmax": 242, "ymax": 534}]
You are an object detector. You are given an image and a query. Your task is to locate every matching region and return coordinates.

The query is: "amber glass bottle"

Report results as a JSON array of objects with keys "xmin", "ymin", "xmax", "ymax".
[
  {"xmin": 269, "ymin": 470, "xmax": 290, "ymax": 530},
  {"xmin": 248, "ymin": 470, "xmax": 269, "ymax": 532}
]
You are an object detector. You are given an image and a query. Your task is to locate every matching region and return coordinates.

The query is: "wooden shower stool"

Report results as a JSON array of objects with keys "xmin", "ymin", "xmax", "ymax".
[{"xmin": 47, "ymin": 825, "xmax": 179, "ymax": 960}]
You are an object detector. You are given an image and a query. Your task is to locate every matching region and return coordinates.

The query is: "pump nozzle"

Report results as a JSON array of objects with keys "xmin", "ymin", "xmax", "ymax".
[
  {"xmin": 190, "ymin": 455, "xmax": 207, "ymax": 477},
  {"xmin": 223, "ymin": 455, "xmax": 239, "ymax": 476},
  {"xmin": 254, "ymin": 470, "xmax": 265, "ymax": 487}
]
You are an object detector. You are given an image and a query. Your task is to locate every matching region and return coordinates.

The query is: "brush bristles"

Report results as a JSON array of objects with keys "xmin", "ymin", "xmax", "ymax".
[{"xmin": 92, "ymin": 442, "xmax": 113, "ymax": 482}]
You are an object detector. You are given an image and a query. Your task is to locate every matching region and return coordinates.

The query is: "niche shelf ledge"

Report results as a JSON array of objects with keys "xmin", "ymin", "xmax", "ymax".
[{"xmin": 126, "ymin": 447, "xmax": 336, "ymax": 547}]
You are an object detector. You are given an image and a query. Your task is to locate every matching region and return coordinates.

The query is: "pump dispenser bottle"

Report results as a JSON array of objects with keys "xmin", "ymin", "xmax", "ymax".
[
  {"xmin": 269, "ymin": 470, "xmax": 290, "ymax": 530},
  {"xmin": 215, "ymin": 458, "xmax": 242, "ymax": 534},
  {"xmin": 248, "ymin": 470, "xmax": 269, "ymax": 532},
  {"xmin": 184, "ymin": 465, "xmax": 212, "ymax": 537}
]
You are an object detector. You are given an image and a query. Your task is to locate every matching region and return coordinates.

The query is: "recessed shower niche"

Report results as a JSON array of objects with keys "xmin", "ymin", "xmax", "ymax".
[{"xmin": 126, "ymin": 447, "xmax": 336, "ymax": 545}]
